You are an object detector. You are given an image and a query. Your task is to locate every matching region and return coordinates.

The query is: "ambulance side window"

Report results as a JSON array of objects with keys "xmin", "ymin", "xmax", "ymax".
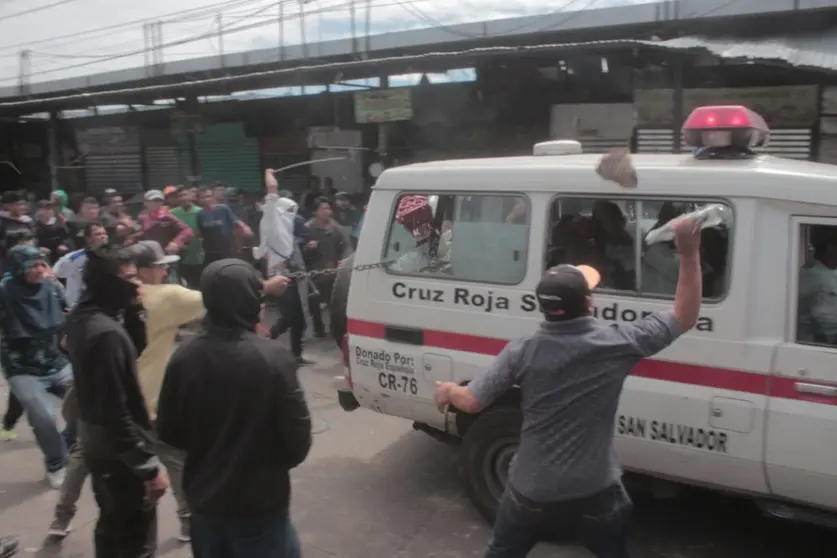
[
  {"xmin": 546, "ymin": 197, "xmax": 731, "ymax": 299},
  {"xmin": 795, "ymin": 224, "xmax": 837, "ymax": 346},
  {"xmin": 384, "ymin": 193, "xmax": 530, "ymax": 284}
]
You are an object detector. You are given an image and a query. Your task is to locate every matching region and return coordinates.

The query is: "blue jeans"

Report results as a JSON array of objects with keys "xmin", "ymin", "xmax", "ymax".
[
  {"xmin": 6, "ymin": 365, "xmax": 72, "ymax": 473},
  {"xmin": 191, "ymin": 513, "xmax": 300, "ymax": 558},
  {"xmin": 485, "ymin": 483, "xmax": 632, "ymax": 558}
]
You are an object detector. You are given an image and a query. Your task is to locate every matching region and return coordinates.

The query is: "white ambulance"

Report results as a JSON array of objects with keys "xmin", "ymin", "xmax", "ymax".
[{"xmin": 336, "ymin": 105, "xmax": 837, "ymax": 527}]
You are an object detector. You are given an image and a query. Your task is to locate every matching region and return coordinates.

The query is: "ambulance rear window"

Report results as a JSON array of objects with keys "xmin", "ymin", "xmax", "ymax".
[
  {"xmin": 383, "ymin": 192, "xmax": 530, "ymax": 285},
  {"xmin": 545, "ymin": 197, "xmax": 732, "ymax": 301}
]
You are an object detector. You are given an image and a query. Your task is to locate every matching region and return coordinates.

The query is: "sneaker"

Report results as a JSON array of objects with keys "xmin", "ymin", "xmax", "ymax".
[
  {"xmin": 0, "ymin": 429, "xmax": 17, "ymax": 441},
  {"xmin": 177, "ymin": 518, "xmax": 191, "ymax": 543},
  {"xmin": 0, "ymin": 535, "xmax": 18, "ymax": 558},
  {"xmin": 46, "ymin": 468, "xmax": 66, "ymax": 489},
  {"xmin": 296, "ymin": 357, "xmax": 315, "ymax": 366},
  {"xmin": 47, "ymin": 517, "xmax": 72, "ymax": 538}
]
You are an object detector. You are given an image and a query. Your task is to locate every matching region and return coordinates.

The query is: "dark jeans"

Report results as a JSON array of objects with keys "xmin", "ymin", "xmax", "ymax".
[
  {"xmin": 485, "ymin": 483, "xmax": 632, "ymax": 558},
  {"xmin": 180, "ymin": 263, "xmax": 205, "ymax": 289},
  {"xmin": 309, "ymin": 276, "xmax": 334, "ymax": 336},
  {"xmin": 86, "ymin": 457, "xmax": 157, "ymax": 558},
  {"xmin": 2, "ymin": 392, "xmax": 22, "ymax": 430},
  {"xmin": 270, "ymin": 287, "xmax": 306, "ymax": 357},
  {"xmin": 191, "ymin": 513, "xmax": 300, "ymax": 558}
]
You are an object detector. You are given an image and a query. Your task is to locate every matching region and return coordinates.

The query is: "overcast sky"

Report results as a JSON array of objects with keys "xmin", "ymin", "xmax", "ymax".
[{"xmin": 0, "ymin": 0, "xmax": 645, "ymax": 86}]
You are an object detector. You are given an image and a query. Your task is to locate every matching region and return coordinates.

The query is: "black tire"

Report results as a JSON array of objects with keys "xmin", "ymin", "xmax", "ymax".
[{"xmin": 460, "ymin": 406, "xmax": 522, "ymax": 524}]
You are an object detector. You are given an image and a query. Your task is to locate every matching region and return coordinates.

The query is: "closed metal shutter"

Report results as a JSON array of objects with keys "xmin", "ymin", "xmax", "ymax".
[
  {"xmin": 752, "ymin": 129, "xmax": 813, "ymax": 160},
  {"xmin": 84, "ymin": 152, "xmax": 142, "ymax": 197},
  {"xmin": 76, "ymin": 126, "xmax": 142, "ymax": 198},
  {"xmin": 579, "ymin": 136, "xmax": 631, "ymax": 154},
  {"xmin": 195, "ymin": 122, "xmax": 261, "ymax": 192},
  {"xmin": 636, "ymin": 129, "xmax": 675, "ymax": 153},
  {"xmin": 145, "ymin": 145, "xmax": 184, "ymax": 190},
  {"xmin": 638, "ymin": 128, "xmax": 813, "ymax": 159}
]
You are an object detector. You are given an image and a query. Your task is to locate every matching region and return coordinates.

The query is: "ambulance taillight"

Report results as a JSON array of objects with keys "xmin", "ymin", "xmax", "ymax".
[{"xmin": 682, "ymin": 105, "xmax": 770, "ymax": 150}]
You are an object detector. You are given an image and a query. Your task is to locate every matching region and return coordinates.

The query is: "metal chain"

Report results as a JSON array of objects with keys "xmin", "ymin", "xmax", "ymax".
[
  {"xmin": 283, "ymin": 260, "xmax": 395, "ymax": 281},
  {"xmin": 282, "ymin": 258, "xmax": 448, "ymax": 281}
]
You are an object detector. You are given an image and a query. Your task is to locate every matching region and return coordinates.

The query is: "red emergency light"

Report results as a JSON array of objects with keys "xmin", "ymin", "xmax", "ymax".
[{"xmin": 682, "ymin": 105, "xmax": 770, "ymax": 150}]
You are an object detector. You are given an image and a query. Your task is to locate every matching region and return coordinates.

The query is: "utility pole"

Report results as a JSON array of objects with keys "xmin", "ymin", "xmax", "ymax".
[
  {"xmin": 278, "ymin": 1, "xmax": 285, "ymax": 60},
  {"xmin": 350, "ymin": 0, "xmax": 357, "ymax": 53},
  {"xmin": 17, "ymin": 49, "xmax": 31, "ymax": 95},
  {"xmin": 143, "ymin": 22, "xmax": 151, "ymax": 68},
  {"xmin": 299, "ymin": 0, "xmax": 307, "ymax": 59},
  {"xmin": 364, "ymin": 0, "xmax": 372, "ymax": 55},
  {"xmin": 155, "ymin": 21, "xmax": 164, "ymax": 66},
  {"xmin": 216, "ymin": 12, "xmax": 224, "ymax": 58}
]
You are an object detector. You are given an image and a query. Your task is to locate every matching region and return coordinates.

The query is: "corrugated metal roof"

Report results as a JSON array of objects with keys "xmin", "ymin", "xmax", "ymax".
[
  {"xmin": 3, "ymin": 31, "xmax": 837, "ymax": 111},
  {"xmin": 646, "ymin": 31, "xmax": 837, "ymax": 72}
]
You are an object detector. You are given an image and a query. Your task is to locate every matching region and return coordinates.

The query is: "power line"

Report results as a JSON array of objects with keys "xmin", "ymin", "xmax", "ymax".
[
  {"xmin": 0, "ymin": 0, "xmax": 274, "ymax": 55},
  {"xmin": 0, "ymin": 0, "xmax": 73, "ymax": 22},
  {"xmin": 2, "ymin": 0, "xmax": 376, "ymax": 81},
  {"xmin": 393, "ymin": 0, "xmax": 597, "ymax": 39},
  {"xmin": 25, "ymin": 0, "xmax": 286, "ymax": 61}
]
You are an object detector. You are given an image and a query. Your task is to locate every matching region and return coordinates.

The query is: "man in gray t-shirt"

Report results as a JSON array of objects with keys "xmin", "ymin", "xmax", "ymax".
[{"xmin": 435, "ymin": 216, "xmax": 703, "ymax": 558}]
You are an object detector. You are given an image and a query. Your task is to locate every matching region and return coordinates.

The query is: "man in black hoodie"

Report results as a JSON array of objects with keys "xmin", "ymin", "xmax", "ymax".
[
  {"xmin": 157, "ymin": 258, "xmax": 312, "ymax": 558},
  {"xmin": 65, "ymin": 246, "xmax": 168, "ymax": 558}
]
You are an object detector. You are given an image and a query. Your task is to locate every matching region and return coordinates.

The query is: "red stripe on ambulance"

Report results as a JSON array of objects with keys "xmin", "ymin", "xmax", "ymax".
[{"xmin": 346, "ymin": 319, "xmax": 837, "ymax": 407}]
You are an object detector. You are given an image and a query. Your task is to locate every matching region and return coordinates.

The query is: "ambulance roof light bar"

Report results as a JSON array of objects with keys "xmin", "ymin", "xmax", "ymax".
[{"xmin": 682, "ymin": 105, "xmax": 770, "ymax": 156}]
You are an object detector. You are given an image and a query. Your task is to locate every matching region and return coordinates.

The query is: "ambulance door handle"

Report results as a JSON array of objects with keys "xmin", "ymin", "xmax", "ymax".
[
  {"xmin": 513, "ymin": 250, "xmax": 520, "ymax": 261},
  {"xmin": 794, "ymin": 382, "xmax": 837, "ymax": 397}
]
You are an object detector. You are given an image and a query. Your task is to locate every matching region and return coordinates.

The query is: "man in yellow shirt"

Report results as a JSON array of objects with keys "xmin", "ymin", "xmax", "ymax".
[{"xmin": 132, "ymin": 241, "xmax": 205, "ymax": 542}]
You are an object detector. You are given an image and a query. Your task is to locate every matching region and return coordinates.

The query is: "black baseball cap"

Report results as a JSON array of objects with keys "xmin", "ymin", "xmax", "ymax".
[{"xmin": 535, "ymin": 264, "xmax": 601, "ymax": 318}]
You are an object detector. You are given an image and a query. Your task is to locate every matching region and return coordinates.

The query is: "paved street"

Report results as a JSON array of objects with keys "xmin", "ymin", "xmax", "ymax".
[{"xmin": 0, "ymin": 339, "xmax": 835, "ymax": 557}]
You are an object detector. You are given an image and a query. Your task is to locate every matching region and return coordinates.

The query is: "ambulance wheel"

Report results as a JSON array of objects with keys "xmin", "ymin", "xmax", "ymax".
[{"xmin": 461, "ymin": 406, "xmax": 522, "ymax": 524}]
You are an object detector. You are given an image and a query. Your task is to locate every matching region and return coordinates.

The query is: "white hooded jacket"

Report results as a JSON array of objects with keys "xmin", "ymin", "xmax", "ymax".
[
  {"xmin": 253, "ymin": 194, "xmax": 297, "ymax": 271},
  {"xmin": 253, "ymin": 193, "xmax": 315, "ymax": 338}
]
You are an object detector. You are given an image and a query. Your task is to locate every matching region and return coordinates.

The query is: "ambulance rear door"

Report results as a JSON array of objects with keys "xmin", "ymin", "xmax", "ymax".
[{"xmin": 767, "ymin": 216, "xmax": 837, "ymax": 511}]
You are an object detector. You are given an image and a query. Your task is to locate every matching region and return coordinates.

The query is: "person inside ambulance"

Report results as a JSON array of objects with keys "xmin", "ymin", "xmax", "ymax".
[
  {"xmin": 641, "ymin": 202, "xmax": 684, "ymax": 296},
  {"xmin": 591, "ymin": 201, "xmax": 635, "ymax": 290},
  {"xmin": 505, "ymin": 200, "xmax": 528, "ymax": 225},
  {"xmin": 389, "ymin": 195, "xmax": 451, "ymax": 274},
  {"xmin": 797, "ymin": 226, "xmax": 837, "ymax": 344}
]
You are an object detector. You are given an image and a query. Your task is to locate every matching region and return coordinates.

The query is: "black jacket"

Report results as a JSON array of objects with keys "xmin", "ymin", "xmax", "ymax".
[
  {"xmin": 67, "ymin": 299, "xmax": 158, "ymax": 480},
  {"xmin": 303, "ymin": 219, "xmax": 352, "ymax": 272},
  {"xmin": 156, "ymin": 259, "xmax": 312, "ymax": 522},
  {"xmin": 35, "ymin": 220, "xmax": 71, "ymax": 264}
]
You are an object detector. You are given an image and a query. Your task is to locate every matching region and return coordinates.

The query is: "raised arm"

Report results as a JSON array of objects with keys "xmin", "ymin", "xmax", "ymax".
[
  {"xmin": 614, "ymin": 216, "xmax": 701, "ymax": 359},
  {"xmin": 671, "ymin": 216, "xmax": 703, "ymax": 332}
]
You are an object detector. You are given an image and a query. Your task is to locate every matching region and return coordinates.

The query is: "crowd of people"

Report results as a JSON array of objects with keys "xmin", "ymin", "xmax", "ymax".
[
  {"xmin": 0, "ymin": 170, "xmax": 363, "ymax": 557},
  {"xmin": 0, "ymin": 161, "xmax": 706, "ymax": 558}
]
